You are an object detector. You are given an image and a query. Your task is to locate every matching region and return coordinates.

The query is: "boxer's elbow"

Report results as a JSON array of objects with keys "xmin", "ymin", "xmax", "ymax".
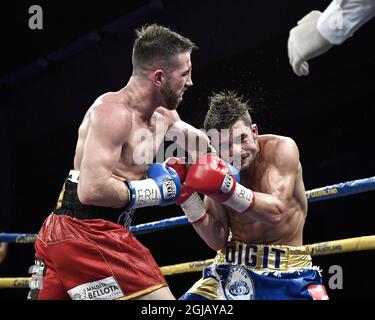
[
  {"xmin": 266, "ymin": 201, "xmax": 286, "ymax": 225},
  {"xmin": 78, "ymin": 190, "xmax": 96, "ymax": 206},
  {"xmin": 77, "ymin": 182, "xmax": 102, "ymax": 206},
  {"xmin": 0, "ymin": 245, "xmax": 8, "ymax": 264},
  {"xmin": 194, "ymin": 223, "xmax": 228, "ymax": 251},
  {"xmin": 267, "ymin": 213, "xmax": 284, "ymax": 225},
  {"xmin": 209, "ymin": 239, "xmax": 227, "ymax": 251},
  {"xmin": 208, "ymin": 229, "xmax": 228, "ymax": 251}
]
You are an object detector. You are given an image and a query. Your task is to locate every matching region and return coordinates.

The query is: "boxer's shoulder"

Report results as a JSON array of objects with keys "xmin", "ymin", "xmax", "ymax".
[
  {"xmin": 89, "ymin": 93, "xmax": 131, "ymax": 121},
  {"xmin": 95, "ymin": 91, "xmax": 127, "ymax": 105},
  {"xmin": 260, "ymin": 135, "xmax": 297, "ymax": 153}
]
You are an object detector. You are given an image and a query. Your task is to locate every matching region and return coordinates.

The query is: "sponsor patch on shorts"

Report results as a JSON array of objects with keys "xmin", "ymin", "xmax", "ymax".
[
  {"xmin": 68, "ymin": 276, "xmax": 124, "ymax": 300},
  {"xmin": 27, "ymin": 258, "xmax": 47, "ymax": 300},
  {"xmin": 224, "ymin": 266, "xmax": 255, "ymax": 300}
]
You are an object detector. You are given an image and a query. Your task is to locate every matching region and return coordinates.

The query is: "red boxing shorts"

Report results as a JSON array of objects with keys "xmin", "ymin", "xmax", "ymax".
[{"xmin": 28, "ymin": 213, "xmax": 167, "ymax": 300}]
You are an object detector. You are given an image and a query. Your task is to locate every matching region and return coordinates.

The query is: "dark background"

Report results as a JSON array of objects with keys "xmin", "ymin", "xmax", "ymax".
[{"xmin": 0, "ymin": 0, "xmax": 374, "ymax": 300}]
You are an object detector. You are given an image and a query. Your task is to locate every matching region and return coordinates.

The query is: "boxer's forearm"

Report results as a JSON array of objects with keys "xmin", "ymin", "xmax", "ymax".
[
  {"xmin": 180, "ymin": 192, "xmax": 229, "ymax": 250},
  {"xmin": 78, "ymin": 176, "xmax": 130, "ymax": 208},
  {"xmin": 242, "ymin": 191, "xmax": 286, "ymax": 225},
  {"xmin": 192, "ymin": 215, "xmax": 229, "ymax": 251},
  {"xmin": 167, "ymin": 120, "xmax": 213, "ymax": 161},
  {"xmin": 0, "ymin": 243, "xmax": 8, "ymax": 264}
]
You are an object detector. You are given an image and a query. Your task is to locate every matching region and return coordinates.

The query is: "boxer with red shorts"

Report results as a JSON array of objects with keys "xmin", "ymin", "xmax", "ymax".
[
  {"xmin": 28, "ymin": 24, "xmax": 211, "ymax": 300},
  {"xmin": 29, "ymin": 171, "xmax": 169, "ymax": 300}
]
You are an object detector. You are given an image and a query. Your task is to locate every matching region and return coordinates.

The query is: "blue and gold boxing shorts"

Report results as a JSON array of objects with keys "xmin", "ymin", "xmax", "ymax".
[{"xmin": 180, "ymin": 241, "xmax": 328, "ymax": 300}]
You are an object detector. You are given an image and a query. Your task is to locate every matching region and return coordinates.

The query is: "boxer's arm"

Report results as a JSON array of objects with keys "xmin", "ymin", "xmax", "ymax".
[
  {"xmin": 191, "ymin": 196, "xmax": 230, "ymax": 251},
  {"xmin": 242, "ymin": 138, "xmax": 300, "ymax": 225},
  {"xmin": 185, "ymin": 141, "xmax": 300, "ymax": 225},
  {"xmin": 0, "ymin": 242, "xmax": 8, "ymax": 264},
  {"xmin": 78, "ymin": 103, "xmax": 131, "ymax": 208},
  {"xmin": 162, "ymin": 110, "xmax": 214, "ymax": 159}
]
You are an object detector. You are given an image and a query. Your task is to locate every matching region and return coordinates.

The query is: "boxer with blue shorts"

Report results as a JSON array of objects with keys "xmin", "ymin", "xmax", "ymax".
[{"xmin": 176, "ymin": 91, "xmax": 329, "ymax": 300}]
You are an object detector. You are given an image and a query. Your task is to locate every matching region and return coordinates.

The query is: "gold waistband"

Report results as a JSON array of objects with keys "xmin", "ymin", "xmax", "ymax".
[{"xmin": 214, "ymin": 241, "xmax": 312, "ymax": 271}]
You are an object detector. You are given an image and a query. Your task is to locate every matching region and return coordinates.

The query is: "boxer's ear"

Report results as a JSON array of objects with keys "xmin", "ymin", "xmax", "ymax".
[
  {"xmin": 252, "ymin": 124, "xmax": 258, "ymax": 137},
  {"xmin": 152, "ymin": 69, "xmax": 165, "ymax": 86}
]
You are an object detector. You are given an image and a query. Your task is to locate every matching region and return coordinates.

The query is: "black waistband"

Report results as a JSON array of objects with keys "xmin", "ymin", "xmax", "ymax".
[{"xmin": 53, "ymin": 179, "xmax": 134, "ymax": 227}]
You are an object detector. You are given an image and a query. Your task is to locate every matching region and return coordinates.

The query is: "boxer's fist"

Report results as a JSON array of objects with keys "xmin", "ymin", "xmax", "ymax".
[
  {"xmin": 184, "ymin": 154, "xmax": 254, "ymax": 213},
  {"xmin": 185, "ymin": 154, "xmax": 239, "ymax": 203},
  {"xmin": 146, "ymin": 163, "xmax": 181, "ymax": 206},
  {"xmin": 287, "ymin": 10, "xmax": 333, "ymax": 76},
  {"xmin": 126, "ymin": 162, "xmax": 181, "ymax": 209}
]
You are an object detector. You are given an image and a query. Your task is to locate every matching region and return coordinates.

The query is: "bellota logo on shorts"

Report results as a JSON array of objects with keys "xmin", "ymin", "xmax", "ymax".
[
  {"xmin": 224, "ymin": 266, "xmax": 255, "ymax": 300},
  {"xmin": 162, "ymin": 178, "xmax": 177, "ymax": 199},
  {"xmin": 28, "ymin": 259, "xmax": 46, "ymax": 290},
  {"xmin": 67, "ymin": 276, "xmax": 123, "ymax": 300}
]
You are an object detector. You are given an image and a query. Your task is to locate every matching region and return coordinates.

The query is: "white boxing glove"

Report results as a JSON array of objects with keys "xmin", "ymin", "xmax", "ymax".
[{"xmin": 287, "ymin": 11, "xmax": 334, "ymax": 76}]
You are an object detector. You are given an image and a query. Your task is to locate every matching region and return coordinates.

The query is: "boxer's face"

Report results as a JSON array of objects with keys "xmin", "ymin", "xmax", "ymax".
[
  {"xmin": 161, "ymin": 51, "xmax": 193, "ymax": 110},
  {"xmin": 217, "ymin": 120, "xmax": 258, "ymax": 172}
]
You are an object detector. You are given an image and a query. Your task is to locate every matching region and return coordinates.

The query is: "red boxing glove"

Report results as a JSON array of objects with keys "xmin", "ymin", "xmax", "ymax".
[
  {"xmin": 164, "ymin": 157, "xmax": 188, "ymax": 183},
  {"xmin": 185, "ymin": 155, "xmax": 235, "ymax": 202},
  {"xmin": 185, "ymin": 154, "xmax": 255, "ymax": 213}
]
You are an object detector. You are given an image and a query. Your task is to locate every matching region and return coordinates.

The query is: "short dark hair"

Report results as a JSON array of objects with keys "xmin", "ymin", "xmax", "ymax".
[
  {"xmin": 204, "ymin": 90, "xmax": 254, "ymax": 131},
  {"xmin": 132, "ymin": 24, "xmax": 197, "ymax": 72}
]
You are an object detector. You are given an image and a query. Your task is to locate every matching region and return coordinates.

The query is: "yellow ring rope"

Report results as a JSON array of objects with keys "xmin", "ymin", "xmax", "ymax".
[
  {"xmin": 161, "ymin": 235, "xmax": 375, "ymax": 276},
  {"xmin": 0, "ymin": 278, "xmax": 30, "ymax": 289},
  {"xmin": 1, "ymin": 235, "xmax": 374, "ymax": 288}
]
